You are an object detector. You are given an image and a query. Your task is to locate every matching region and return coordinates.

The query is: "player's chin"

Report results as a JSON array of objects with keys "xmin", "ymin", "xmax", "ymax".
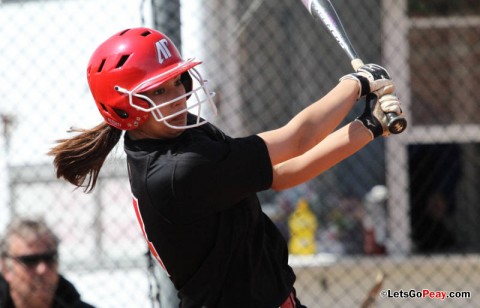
[{"xmin": 162, "ymin": 115, "xmax": 188, "ymax": 137}]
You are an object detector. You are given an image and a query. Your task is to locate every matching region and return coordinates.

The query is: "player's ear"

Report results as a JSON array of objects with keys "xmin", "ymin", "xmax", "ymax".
[{"xmin": 181, "ymin": 72, "xmax": 193, "ymax": 95}]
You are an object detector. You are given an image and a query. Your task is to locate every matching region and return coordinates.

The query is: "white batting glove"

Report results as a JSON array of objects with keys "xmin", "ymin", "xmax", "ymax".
[
  {"xmin": 340, "ymin": 63, "xmax": 394, "ymax": 99},
  {"xmin": 379, "ymin": 93, "xmax": 403, "ymax": 116},
  {"xmin": 356, "ymin": 93, "xmax": 403, "ymax": 139}
]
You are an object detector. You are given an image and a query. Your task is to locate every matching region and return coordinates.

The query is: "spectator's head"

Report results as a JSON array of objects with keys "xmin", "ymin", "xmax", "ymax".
[{"xmin": 1, "ymin": 217, "xmax": 60, "ymax": 308}]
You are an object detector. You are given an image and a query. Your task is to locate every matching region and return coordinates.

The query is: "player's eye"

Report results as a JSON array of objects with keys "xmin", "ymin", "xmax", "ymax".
[
  {"xmin": 175, "ymin": 79, "xmax": 183, "ymax": 87},
  {"xmin": 152, "ymin": 88, "xmax": 165, "ymax": 95}
]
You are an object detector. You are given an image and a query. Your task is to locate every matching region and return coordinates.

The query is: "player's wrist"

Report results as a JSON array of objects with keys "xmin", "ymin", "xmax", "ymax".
[
  {"xmin": 355, "ymin": 117, "xmax": 382, "ymax": 140},
  {"xmin": 339, "ymin": 74, "xmax": 367, "ymax": 98},
  {"xmin": 355, "ymin": 94, "xmax": 388, "ymax": 139},
  {"xmin": 353, "ymin": 119, "xmax": 374, "ymax": 140}
]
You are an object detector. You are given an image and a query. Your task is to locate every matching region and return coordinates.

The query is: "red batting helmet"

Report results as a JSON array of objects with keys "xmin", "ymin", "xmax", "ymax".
[{"xmin": 87, "ymin": 27, "xmax": 216, "ymax": 130}]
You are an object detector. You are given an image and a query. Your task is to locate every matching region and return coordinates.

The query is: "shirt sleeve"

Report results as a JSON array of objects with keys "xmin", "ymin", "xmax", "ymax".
[{"xmin": 169, "ymin": 134, "xmax": 273, "ymax": 216}]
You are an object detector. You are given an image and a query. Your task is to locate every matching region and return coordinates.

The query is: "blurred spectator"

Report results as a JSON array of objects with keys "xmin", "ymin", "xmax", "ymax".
[
  {"xmin": 413, "ymin": 192, "xmax": 456, "ymax": 252},
  {"xmin": 409, "ymin": 144, "xmax": 461, "ymax": 253},
  {"xmin": 362, "ymin": 186, "xmax": 388, "ymax": 255},
  {"xmin": 0, "ymin": 217, "xmax": 94, "ymax": 308}
]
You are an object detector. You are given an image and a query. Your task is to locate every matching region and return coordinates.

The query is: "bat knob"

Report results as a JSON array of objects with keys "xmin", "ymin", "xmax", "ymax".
[{"xmin": 386, "ymin": 112, "xmax": 407, "ymax": 134}]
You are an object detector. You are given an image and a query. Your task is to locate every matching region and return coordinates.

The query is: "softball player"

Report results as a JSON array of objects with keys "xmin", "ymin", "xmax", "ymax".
[{"xmin": 49, "ymin": 27, "xmax": 403, "ymax": 307}]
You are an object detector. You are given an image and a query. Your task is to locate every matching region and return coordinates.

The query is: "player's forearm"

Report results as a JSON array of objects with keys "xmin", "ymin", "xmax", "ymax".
[
  {"xmin": 270, "ymin": 120, "xmax": 371, "ymax": 191},
  {"xmin": 258, "ymin": 80, "xmax": 359, "ymax": 166},
  {"xmin": 286, "ymin": 79, "xmax": 359, "ymax": 152}
]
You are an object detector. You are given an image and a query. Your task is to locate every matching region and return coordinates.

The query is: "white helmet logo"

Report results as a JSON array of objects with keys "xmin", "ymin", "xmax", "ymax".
[{"xmin": 156, "ymin": 39, "xmax": 172, "ymax": 64}]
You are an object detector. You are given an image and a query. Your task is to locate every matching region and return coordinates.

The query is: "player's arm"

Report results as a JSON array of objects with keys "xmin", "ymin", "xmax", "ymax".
[
  {"xmin": 258, "ymin": 80, "xmax": 358, "ymax": 166},
  {"xmin": 268, "ymin": 93, "xmax": 403, "ymax": 191},
  {"xmin": 258, "ymin": 63, "xmax": 393, "ymax": 166},
  {"xmin": 269, "ymin": 120, "xmax": 370, "ymax": 191}
]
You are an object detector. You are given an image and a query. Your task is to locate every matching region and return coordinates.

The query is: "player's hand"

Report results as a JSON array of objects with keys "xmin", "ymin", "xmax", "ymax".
[
  {"xmin": 379, "ymin": 93, "xmax": 402, "ymax": 116},
  {"xmin": 355, "ymin": 93, "xmax": 403, "ymax": 139},
  {"xmin": 340, "ymin": 63, "xmax": 393, "ymax": 98}
]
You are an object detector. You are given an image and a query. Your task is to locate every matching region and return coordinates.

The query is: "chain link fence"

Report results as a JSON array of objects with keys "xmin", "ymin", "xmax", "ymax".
[{"xmin": 1, "ymin": 0, "xmax": 479, "ymax": 307}]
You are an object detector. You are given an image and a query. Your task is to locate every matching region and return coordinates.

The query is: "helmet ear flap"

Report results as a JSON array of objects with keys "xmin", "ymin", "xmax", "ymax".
[
  {"xmin": 113, "ymin": 108, "xmax": 129, "ymax": 119},
  {"xmin": 181, "ymin": 71, "xmax": 193, "ymax": 98},
  {"xmin": 99, "ymin": 102, "xmax": 126, "ymax": 119}
]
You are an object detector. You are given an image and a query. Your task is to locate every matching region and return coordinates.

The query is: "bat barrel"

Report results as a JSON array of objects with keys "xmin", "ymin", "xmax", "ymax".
[
  {"xmin": 301, "ymin": 0, "xmax": 407, "ymax": 135},
  {"xmin": 309, "ymin": 0, "xmax": 359, "ymax": 61}
]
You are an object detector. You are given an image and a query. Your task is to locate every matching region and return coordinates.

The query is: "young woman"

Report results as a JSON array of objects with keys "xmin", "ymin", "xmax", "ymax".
[{"xmin": 49, "ymin": 27, "xmax": 402, "ymax": 308}]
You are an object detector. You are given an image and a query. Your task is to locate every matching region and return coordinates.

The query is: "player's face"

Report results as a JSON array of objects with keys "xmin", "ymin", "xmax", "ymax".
[
  {"xmin": 1, "ymin": 235, "xmax": 59, "ymax": 307},
  {"xmin": 132, "ymin": 75, "xmax": 188, "ymax": 139}
]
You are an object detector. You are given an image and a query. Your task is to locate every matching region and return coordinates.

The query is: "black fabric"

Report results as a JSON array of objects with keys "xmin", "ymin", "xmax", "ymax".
[
  {"xmin": 353, "ymin": 73, "xmax": 371, "ymax": 96},
  {"xmin": 124, "ymin": 114, "xmax": 297, "ymax": 308},
  {"xmin": 352, "ymin": 63, "xmax": 391, "ymax": 97},
  {"xmin": 356, "ymin": 93, "xmax": 384, "ymax": 138},
  {"xmin": 0, "ymin": 274, "xmax": 14, "ymax": 308},
  {"xmin": 0, "ymin": 274, "xmax": 94, "ymax": 308}
]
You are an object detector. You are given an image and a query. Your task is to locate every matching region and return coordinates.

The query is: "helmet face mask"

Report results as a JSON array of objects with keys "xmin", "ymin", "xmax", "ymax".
[
  {"xmin": 87, "ymin": 28, "xmax": 216, "ymax": 130},
  {"xmin": 114, "ymin": 66, "xmax": 217, "ymax": 129}
]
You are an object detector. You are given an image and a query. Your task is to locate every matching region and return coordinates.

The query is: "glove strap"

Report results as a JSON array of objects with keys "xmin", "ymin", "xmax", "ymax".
[
  {"xmin": 355, "ymin": 93, "xmax": 383, "ymax": 139},
  {"xmin": 351, "ymin": 73, "xmax": 371, "ymax": 96}
]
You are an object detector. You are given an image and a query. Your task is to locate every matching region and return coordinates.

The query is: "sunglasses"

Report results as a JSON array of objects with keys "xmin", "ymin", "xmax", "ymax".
[{"xmin": 7, "ymin": 251, "xmax": 58, "ymax": 267}]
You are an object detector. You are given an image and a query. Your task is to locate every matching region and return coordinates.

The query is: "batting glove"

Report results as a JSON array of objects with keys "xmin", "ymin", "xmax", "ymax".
[
  {"xmin": 355, "ymin": 93, "xmax": 403, "ymax": 139},
  {"xmin": 340, "ymin": 63, "xmax": 394, "ymax": 98}
]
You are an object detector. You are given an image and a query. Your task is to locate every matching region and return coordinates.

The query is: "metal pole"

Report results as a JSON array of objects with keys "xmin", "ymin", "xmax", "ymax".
[{"xmin": 151, "ymin": 0, "xmax": 182, "ymax": 49}]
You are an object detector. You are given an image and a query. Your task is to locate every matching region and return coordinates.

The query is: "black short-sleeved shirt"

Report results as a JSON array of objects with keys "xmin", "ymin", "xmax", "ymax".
[{"xmin": 124, "ymin": 115, "xmax": 296, "ymax": 308}]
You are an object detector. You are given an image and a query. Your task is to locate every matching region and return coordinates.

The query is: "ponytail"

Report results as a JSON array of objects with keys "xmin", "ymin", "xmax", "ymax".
[{"xmin": 48, "ymin": 122, "xmax": 122, "ymax": 193}]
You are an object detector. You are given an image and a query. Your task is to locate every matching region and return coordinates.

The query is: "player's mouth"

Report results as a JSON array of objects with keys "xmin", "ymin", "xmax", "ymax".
[{"xmin": 169, "ymin": 113, "xmax": 187, "ymax": 125}]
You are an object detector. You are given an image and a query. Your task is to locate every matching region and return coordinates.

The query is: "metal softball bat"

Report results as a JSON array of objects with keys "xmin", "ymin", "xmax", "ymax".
[{"xmin": 300, "ymin": 0, "xmax": 407, "ymax": 134}]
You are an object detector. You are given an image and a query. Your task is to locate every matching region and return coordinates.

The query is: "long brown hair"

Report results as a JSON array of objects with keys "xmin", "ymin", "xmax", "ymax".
[{"xmin": 48, "ymin": 122, "xmax": 122, "ymax": 193}]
